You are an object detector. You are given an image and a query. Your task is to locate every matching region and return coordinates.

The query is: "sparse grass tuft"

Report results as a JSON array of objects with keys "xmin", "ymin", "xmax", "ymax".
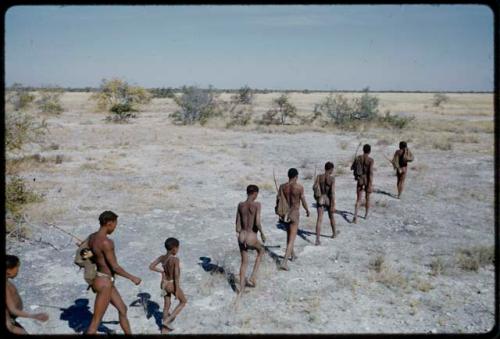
[
  {"xmin": 369, "ymin": 255, "xmax": 385, "ymax": 273},
  {"xmin": 429, "ymin": 257, "xmax": 446, "ymax": 276},
  {"xmin": 339, "ymin": 141, "xmax": 349, "ymax": 150},
  {"xmin": 455, "ymin": 246, "xmax": 494, "ymax": 271}
]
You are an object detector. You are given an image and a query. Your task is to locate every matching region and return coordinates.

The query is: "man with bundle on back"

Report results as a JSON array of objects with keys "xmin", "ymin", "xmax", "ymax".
[
  {"xmin": 351, "ymin": 144, "xmax": 374, "ymax": 224},
  {"xmin": 313, "ymin": 161, "xmax": 337, "ymax": 245},
  {"xmin": 391, "ymin": 141, "xmax": 414, "ymax": 199}
]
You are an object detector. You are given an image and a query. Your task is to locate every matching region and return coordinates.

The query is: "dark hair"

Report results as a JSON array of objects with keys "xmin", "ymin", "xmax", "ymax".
[
  {"xmin": 325, "ymin": 162, "xmax": 334, "ymax": 171},
  {"xmin": 99, "ymin": 211, "xmax": 118, "ymax": 226},
  {"xmin": 247, "ymin": 184, "xmax": 259, "ymax": 195},
  {"xmin": 363, "ymin": 144, "xmax": 371, "ymax": 154},
  {"xmin": 399, "ymin": 141, "xmax": 407, "ymax": 149},
  {"xmin": 288, "ymin": 168, "xmax": 298, "ymax": 179},
  {"xmin": 6, "ymin": 255, "xmax": 20, "ymax": 269},
  {"xmin": 165, "ymin": 237, "xmax": 180, "ymax": 251}
]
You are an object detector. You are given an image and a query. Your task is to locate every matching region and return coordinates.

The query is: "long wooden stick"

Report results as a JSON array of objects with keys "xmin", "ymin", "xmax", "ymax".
[
  {"xmin": 43, "ymin": 222, "xmax": 83, "ymax": 243},
  {"xmin": 272, "ymin": 168, "xmax": 279, "ymax": 193}
]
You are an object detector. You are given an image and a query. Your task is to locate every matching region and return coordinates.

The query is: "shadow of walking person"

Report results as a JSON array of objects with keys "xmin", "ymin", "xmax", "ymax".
[
  {"xmin": 59, "ymin": 298, "xmax": 118, "ymax": 334},
  {"xmin": 129, "ymin": 293, "xmax": 163, "ymax": 331},
  {"xmin": 198, "ymin": 257, "xmax": 237, "ymax": 293}
]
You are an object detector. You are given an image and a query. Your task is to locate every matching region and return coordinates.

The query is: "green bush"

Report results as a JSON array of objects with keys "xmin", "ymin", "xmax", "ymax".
[
  {"xmin": 6, "ymin": 83, "xmax": 35, "ymax": 111},
  {"xmin": 106, "ymin": 103, "xmax": 138, "ymax": 123},
  {"xmin": 352, "ymin": 87, "xmax": 379, "ymax": 121},
  {"xmin": 90, "ymin": 78, "xmax": 152, "ymax": 114},
  {"xmin": 433, "ymin": 93, "xmax": 449, "ymax": 107},
  {"xmin": 37, "ymin": 86, "xmax": 64, "ymax": 114},
  {"xmin": 258, "ymin": 94, "xmax": 297, "ymax": 125},
  {"xmin": 313, "ymin": 94, "xmax": 353, "ymax": 126},
  {"xmin": 237, "ymin": 85, "xmax": 254, "ymax": 105},
  {"xmin": 150, "ymin": 87, "xmax": 176, "ymax": 99},
  {"xmin": 171, "ymin": 86, "xmax": 222, "ymax": 125},
  {"xmin": 5, "ymin": 111, "xmax": 47, "ymax": 153},
  {"xmin": 378, "ymin": 111, "xmax": 415, "ymax": 129},
  {"xmin": 6, "ymin": 176, "xmax": 43, "ymax": 219}
]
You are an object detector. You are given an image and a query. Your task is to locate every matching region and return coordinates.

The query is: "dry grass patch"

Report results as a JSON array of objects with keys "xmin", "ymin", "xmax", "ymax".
[
  {"xmin": 368, "ymin": 255, "xmax": 409, "ymax": 290},
  {"xmin": 429, "ymin": 257, "xmax": 446, "ymax": 276},
  {"xmin": 455, "ymin": 245, "xmax": 494, "ymax": 271}
]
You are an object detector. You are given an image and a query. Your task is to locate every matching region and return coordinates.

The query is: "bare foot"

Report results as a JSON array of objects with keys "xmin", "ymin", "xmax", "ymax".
[
  {"xmin": 164, "ymin": 315, "xmax": 176, "ymax": 326},
  {"xmin": 161, "ymin": 324, "xmax": 174, "ymax": 334},
  {"xmin": 246, "ymin": 278, "xmax": 256, "ymax": 288},
  {"xmin": 352, "ymin": 217, "xmax": 357, "ymax": 224},
  {"xmin": 315, "ymin": 238, "xmax": 321, "ymax": 246},
  {"xmin": 279, "ymin": 262, "xmax": 289, "ymax": 271}
]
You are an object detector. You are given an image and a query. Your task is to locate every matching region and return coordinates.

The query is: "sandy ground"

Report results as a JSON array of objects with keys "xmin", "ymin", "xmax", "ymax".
[{"xmin": 6, "ymin": 92, "xmax": 495, "ymax": 334}]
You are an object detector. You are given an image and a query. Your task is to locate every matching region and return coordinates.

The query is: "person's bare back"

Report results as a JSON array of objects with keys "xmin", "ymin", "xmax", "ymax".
[{"xmin": 236, "ymin": 200, "xmax": 265, "ymax": 249}]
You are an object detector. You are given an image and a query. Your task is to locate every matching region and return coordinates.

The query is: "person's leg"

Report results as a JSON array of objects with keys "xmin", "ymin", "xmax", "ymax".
[
  {"xmin": 164, "ymin": 288, "xmax": 187, "ymax": 324},
  {"xmin": 281, "ymin": 222, "xmax": 298, "ymax": 270},
  {"xmin": 249, "ymin": 244, "xmax": 264, "ymax": 285},
  {"xmin": 238, "ymin": 249, "xmax": 249, "ymax": 294},
  {"xmin": 364, "ymin": 192, "xmax": 371, "ymax": 219},
  {"xmin": 86, "ymin": 279, "xmax": 113, "ymax": 334},
  {"xmin": 109, "ymin": 286, "xmax": 132, "ymax": 334},
  {"xmin": 315, "ymin": 207, "xmax": 324, "ymax": 245},
  {"xmin": 161, "ymin": 295, "xmax": 172, "ymax": 333},
  {"xmin": 353, "ymin": 187, "xmax": 362, "ymax": 223},
  {"xmin": 398, "ymin": 169, "xmax": 407, "ymax": 198},
  {"xmin": 328, "ymin": 209, "xmax": 336, "ymax": 237}
]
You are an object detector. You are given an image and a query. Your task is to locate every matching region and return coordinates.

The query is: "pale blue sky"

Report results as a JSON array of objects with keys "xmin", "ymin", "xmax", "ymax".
[{"xmin": 5, "ymin": 5, "xmax": 494, "ymax": 91}]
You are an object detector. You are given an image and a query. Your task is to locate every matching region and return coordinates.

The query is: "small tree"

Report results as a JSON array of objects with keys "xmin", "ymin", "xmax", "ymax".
[
  {"xmin": 352, "ymin": 87, "xmax": 379, "ymax": 121},
  {"xmin": 314, "ymin": 94, "xmax": 353, "ymax": 125},
  {"xmin": 237, "ymin": 85, "xmax": 254, "ymax": 105},
  {"xmin": 6, "ymin": 83, "xmax": 35, "ymax": 111},
  {"xmin": 171, "ymin": 86, "xmax": 222, "ymax": 125},
  {"xmin": 433, "ymin": 93, "xmax": 449, "ymax": 107},
  {"xmin": 37, "ymin": 86, "xmax": 64, "ymax": 114},
  {"xmin": 260, "ymin": 94, "xmax": 297, "ymax": 125},
  {"xmin": 91, "ymin": 78, "xmax": 152, "ymax": 112},
  {"xmin": 5, "ymin": 111, "xmax": 47, "ymax": 153}
]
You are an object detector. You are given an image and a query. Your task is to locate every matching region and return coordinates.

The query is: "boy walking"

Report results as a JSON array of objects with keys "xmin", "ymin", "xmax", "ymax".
[{"xmin": 149, "ymin": 238, "xmax": 187, "ymax": 333}]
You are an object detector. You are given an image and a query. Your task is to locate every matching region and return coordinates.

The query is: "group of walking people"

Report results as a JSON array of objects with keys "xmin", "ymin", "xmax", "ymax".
[{"xmin": 6, "ymin": 141, "xmax": 413, "ymax": 334}]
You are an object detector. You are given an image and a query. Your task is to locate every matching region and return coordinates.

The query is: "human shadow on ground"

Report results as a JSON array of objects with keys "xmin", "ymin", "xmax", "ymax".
[
  {"xmin": 129, "ymin": 293, "xmax": 163, "ymax": 331},
  {"xmin": 198, "ymin": 257, "xmax": 238, "ymax": 293},
  {"xmin": 373, "ymin": 189, "xmax": 398, "ymax": 199},
  {"xmin": 59, "ymin": 298, "xmax": 118, "ymax": 334},
  {"xmin": 276, "ymin": 221, "xmax": 314, "ymax": 244}
]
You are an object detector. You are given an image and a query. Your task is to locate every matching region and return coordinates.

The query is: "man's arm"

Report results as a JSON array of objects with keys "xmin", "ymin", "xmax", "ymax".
[
  {"xmin": 148, "ymin": 256, "xmax": 164, "ymax": 274},
  {"xmin": 392, "ymin": 151, "xmax": 400, "ymax": 170},
  {"xmin": 102, "ymin": 240, "xmax": 141, "ymax": 285},
  {"xmin": 254, "ymin": 203, "xmax": 266, "ymax": 242},
  {"xmin": 6, "ymin": 286, "xmax": 48, "ymax": 321},
  {"xmin": 235, "ymin": 206, "xmax": 242, "ymax": 234},
  {"xmin": 329, "ymin": 178, "xmax": 336, "ymax": 212},
  {"xmin": 300, "ymin": 186, "xmax": 310, "ymax": 217},
  {"xmin": 368, "ymin": 159, "xmax": 374, "ymax": 192}
]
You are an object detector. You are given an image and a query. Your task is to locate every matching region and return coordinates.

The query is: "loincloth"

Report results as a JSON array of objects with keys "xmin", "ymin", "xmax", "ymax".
[{"xmin": 95, "ymin": 271, "xmax": 115, "ymax": 283}]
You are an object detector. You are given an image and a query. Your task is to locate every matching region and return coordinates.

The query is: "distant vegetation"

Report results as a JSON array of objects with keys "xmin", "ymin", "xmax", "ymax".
[
  {"xmin": 433, "ymin": 93, "xmax": 449, "ymax": 107},
  {"xmin": 258, "ymin": 94, "xmax": 298, "ymax": 125},
  {"xmin": 90, "ymin": 78, "xmax": 152, "ymax": 122},
  {"xmin": 5, "ymin": 111, "xmax": 47, "ymax": 153},
  {"xmin": 37, "ymin": 86, "xmax": 64, "ymax": 114},
  {"xmin": 6, "ymin": 83, "xmax": 35, "ymax": 111},
  {"xmin": 170, "ymin": 85, "xmax": 222, "ymax": 125},
  {"xmin": 225, "ymin": 86, "xmax": 255, "ymax": 128},
  {"xmin": 150, "ymin": 87, "xmax": 176, "ymax": 99}
]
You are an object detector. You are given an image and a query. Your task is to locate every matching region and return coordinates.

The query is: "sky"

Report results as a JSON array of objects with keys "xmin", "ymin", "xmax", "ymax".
[{"xmin": 4, "ymin": 5, "xmax": 494, "ymax": 91}]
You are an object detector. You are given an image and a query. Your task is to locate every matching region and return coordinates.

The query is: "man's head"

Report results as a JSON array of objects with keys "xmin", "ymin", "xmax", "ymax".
[
  {"xmin": 399, "ymin": 141, "xmax": 407, "ymax": 150},
  {"xmin": 288, "ymin": 168, "xmax": 299, "ymax": 180},
  {"xmin": 99, "ymin": 211, "xmax": 118, "ymax": 234},
  {"xmin": 325, "ymin": 161, "xmax": 334, "ymax": 173},
  {"xmin": 246, "ymin": 184, "xmax": 259, "ymax": 200},
  {"xmin": 6, "ymin": 255, "xmax": 20, "ymax": 278},
  {"xmin": 165, "ymin": 237, "xmax": 180, "ymax": 254},
  {"xmin": 363, "ymin": 144, "xmax": 371, "ymax": 154}
]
